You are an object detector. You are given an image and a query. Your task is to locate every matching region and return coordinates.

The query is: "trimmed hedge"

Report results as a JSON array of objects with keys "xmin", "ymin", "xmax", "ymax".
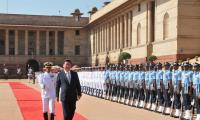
[{"xmin": 118, "ymin": 52, "xmax": 131, "ymax": 62}]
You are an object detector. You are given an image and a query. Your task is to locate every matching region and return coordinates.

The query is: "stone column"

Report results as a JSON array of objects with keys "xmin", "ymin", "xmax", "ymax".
[
  {"xmin": 120, "ymin": 16, "xmax": 123, "ymax": 49},
  {"xmin": 36, "ymin": 30, "xmax": 40, "ymax": 55},
  {"xmin": 55, "ymin": 31, "xmax": 58, "ymax": 55},
  {"xmin": 5, "ymin": 29, "xmax": 9, "ymax": 55},
  {"xmin": 46, "ymin": 31, "xmax": 49, "ymax": 56},
  {"xmin": 104, "ymin": 24, "xmax": 107, "ymax": 52},
  {"xmin": 105, "ymin": 24, "xmax": 107, "ymax": 52},
  {"xmin": 97, "ymin": 28, "xmax": 99, "ymax": 53},
  {"xmin": 106, "ymin": 23, "xmax": 110, "ymax": 51},
  {"xmin": 124, "ymin": 14, "xmax": 128, "ymax": 48},
  {"xmin": 128, "ymin": 11, "xmax": 132, "ymax": 47},
  {"xmin": 110, "ymin": 21, "xmax": 113, "ymax": 50},
  {"xmin": 131, "ymin": 11, "xmax": 135, "ymax": 47},
  {"xmin": 113, "ymin": 20, "xmax": 116, "ymax": 50},
  {"xmin": 117, "ymin": 17, "xmax": 120, "ymax": 49},
  {"xmin": 25, "ymin": 30, "xmax": 28, "ymax": 55},
  {"xmin": 15, "ymin": 30, "xmax": 18, "ymax": 55},
  {"xmin": 94, "ymin": 28, "xmax": 97, "ymax": 54}
]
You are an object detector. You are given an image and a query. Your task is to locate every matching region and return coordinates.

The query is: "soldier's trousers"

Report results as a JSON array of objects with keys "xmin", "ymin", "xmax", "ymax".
[
  {"xmin": 105, "ymin": 83, "xmax": 109, "ymax": 95},
  {"xmin": 183, "ymin": 93, "xmax": 191, "ymax": 110},
  {"xmin": 134, "ymin": 88, "xmax": 139, "ymax": 100},
  {"xmin": 145, "ymin": 89, "xmax": 150, "ymax": 103},
  {"xmin": 124, "ymin": 86, "xmax": 129, "ymax": 99},
  {"xmin": 196, "ymin": 98, "xmax": 200, "ymax": 114},
  {"xmin": 116, "ymin": 85, "xmax": 120, "ymax": 98},
  {"xmin": 150, "ymin": 90, "xmax": 156, "ymax": 103},
  {"xmin": 42, "ymin": 98, "xmax": 55, "ymax": 113},
  {"xmin": 139, "ymin": 88, "xmax": 145, "ymax": 101},
  {"xmin": 120, "ymin": 86, "xmax": 125, "ymax": 98},
  {"xmin": 112, "ymin": 84, "xmax": 117, "ymax": 97},
  {"xmin": 157, "ymin": 89, "xmax": 164, "ymax": 106},
  {"xmin": 129, "ymin": 88, "xmax": 134, "ymax": 100},
  {"xmin": 174, "ymin": 92, "xmax": 181, "ymax": 109},
  {"xmin": 163, "ymin": 89, "xmax": 171, "ymax": 107}
]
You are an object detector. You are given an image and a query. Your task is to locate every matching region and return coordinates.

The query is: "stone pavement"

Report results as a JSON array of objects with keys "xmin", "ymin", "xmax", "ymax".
[{"xmin": 0, "ymin": 79, "xmax": 177, "ymax": 120}]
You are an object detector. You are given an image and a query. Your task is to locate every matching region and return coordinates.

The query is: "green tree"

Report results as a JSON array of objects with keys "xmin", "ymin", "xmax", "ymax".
[
  {"xmin": 118, "ymin": 52, "xmax": 131, "ymax": 63},
  {"xmin": 148, "ymin": 55, "xmax": 157, "ymax": 62}
]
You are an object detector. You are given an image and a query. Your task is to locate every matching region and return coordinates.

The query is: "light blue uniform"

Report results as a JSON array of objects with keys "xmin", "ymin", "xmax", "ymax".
[
  {"xmin": 139, "ymin": 71, "xmax": 145, "ymax": 88},
  {"xmin": 149, "ymin": 70, "xmax": 156, "ymax": 90},
  {"xmin": 111, "ymin": 71, "xmax": 116, "ymax": 84},
  {"xmin": 115, "ymin": 71, "xmax": 121, "ymax": 85},
  {"xmin": 163, "ymin": 70, "xmax": 172, "ymax": 89},
  {"xmin": 124, "ymin": 71, "xmax": 129, "ymax": 87},
  {"xmin": 134, "ymin": 71, "xmax": 139, "ymax": 88},
  {"xmin": 145, "ymin": 71, "xmax": 150, "ymax": 89},
  {"xmin": 120, "ymin": 71, "xmax": 125, "ymax": 86},
  {"xmin": 104, "ymin": 70, "xmax": 110, "ymax": 83},
  {"xmin": 156, "ymin": 70, "xmax": 163, "ymax": 89},
  {"xmin": 193, "ymin": 71, "xmax": 200, "ymax": 96},
  {"xmin": 130, "ymin": 71, "xmax": 135, "ymax": 88},
  {"xmin": 182, "ymin": 70, "xmax": 193, "ymax": 94},
  {"xmin": 128, "ymin": 71, "xmax": 134, "ymax": 88},
  {"xmin": 172, "ymin": 70, "xmax": 182, "ymax": 90}
]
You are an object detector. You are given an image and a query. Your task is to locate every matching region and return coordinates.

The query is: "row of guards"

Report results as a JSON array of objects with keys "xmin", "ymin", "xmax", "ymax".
[
  {"xmin": 1, "ymin": 64, "xmax": 61, "ymax": 82},
  {"xmin": 77, "ymin": 62, "xmax": 200, "ymax": 120}
]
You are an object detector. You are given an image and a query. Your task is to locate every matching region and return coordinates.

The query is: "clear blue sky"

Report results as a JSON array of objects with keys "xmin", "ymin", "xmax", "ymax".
[{"xmin": 0, "ymin": 0, "xmax": 110, "ymax": 16}]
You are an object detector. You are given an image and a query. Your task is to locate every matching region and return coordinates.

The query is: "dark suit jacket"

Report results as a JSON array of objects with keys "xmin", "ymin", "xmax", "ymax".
[{"xmin": 56, "ymin": 70, "xmax": 82, "ymax": 102}]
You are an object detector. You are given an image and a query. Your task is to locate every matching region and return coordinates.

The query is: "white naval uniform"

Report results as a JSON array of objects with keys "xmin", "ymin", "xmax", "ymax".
[
  {"xmin": 4, "ymin": 68, "xmax": 8, "ymax": 75},
  {"xmin": 39, "ymin": 72, "xmax": 57, "ymax": 113},
  {"xmin": 28, "ymin": 68, "xmax": 33, "ymax": 82}
]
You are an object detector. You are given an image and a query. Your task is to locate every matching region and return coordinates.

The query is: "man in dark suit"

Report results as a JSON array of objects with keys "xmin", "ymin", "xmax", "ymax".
[{"xmin": 56, "ymin": 59, "xmax": 82, "ymax": 120}]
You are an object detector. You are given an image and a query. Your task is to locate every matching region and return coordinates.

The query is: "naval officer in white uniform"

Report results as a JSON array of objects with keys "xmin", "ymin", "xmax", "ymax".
[{"xmin": 38, "ymin": 62, "xmax": 57, "ymax": 120}]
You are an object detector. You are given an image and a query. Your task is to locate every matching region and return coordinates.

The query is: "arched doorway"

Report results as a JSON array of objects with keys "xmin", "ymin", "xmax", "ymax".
[{"xmin": 26, "ymin": 59, "xmax": 40, "ymax": 72}]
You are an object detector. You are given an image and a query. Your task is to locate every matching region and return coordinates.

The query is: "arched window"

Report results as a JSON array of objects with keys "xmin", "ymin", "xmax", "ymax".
[
  {"xmin": 137, "ymin": 23, "xmax": 141, "ymax": 45},
  {"xmin": 163, "ymin": 13, "xmax": 169, "ymax": 40}
]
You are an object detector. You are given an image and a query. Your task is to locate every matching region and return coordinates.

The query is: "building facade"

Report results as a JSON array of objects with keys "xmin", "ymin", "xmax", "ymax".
[
  {"xmin": 0, "ymin": 12, "xmax": 89, "ymax": 72},
  {"xmin": 88, "ymin": 0, "xmax": 200, "ymax": 66},
  {"xmin": 0, "ymin": 0, "xmax": 200, "ymax": 71}
]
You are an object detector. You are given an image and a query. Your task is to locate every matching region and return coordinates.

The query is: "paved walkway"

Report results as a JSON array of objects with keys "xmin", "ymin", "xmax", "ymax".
[{"xmin": 0, "ymin": 79, "xmax": 177, "ymax": 120}]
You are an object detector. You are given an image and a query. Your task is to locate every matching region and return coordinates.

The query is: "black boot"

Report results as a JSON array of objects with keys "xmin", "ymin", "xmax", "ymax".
[
  {"xmin": 43, "ymin": 112, "xmax": 48, "ymax": 120},
  {"xmin": 50, "ymin": 113, "xmax": 54, "ymax": 120}
]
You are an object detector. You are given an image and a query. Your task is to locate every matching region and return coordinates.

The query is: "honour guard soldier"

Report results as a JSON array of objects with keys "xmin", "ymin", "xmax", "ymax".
[
  {"xmin": 3, "ymin": 64, "xmax": 8, "ymax": 80},
  {"xmin": 17, "ymin": 65, "xmax": 22, "ymax": 80},
  {"xmin": 99, "ymin": 66, "xmax": 105, "ymax": 98},
  {"xmin": 181, "ymin": 62, "xmax": 193, "ymax": 119},
  {"xmin": 128, "ymin": 65, "xmax": 135, "ymax": 106},
  {"xmin": 138, "ymin": 64, "xmax": 146, "ymax": 108},
  {"xmin": 119, "ymin": 65, "xmax": 125, "ymax": 103},
  {"xmin": 111, "ymin": 65, "xmax": 118, "ymax": 102},
  {"xmin": 115, "ymin": 65, "xmax": 121, "ymax": 102},
  {"xmin": 107, "ymin": 65, "xmax": 114, "ymax": 100},
  {"xmin": 162, "ymin": 62, "xmax": 173, "ymax": 115},
  {"xmin": 171, "ymin": 62, "xmax": 182, "ymax": 118},
  {"xmin": 104, "ymin": 65, "xmax": 110, "ymax": 99},
  {"xmin": 133, "ymin": 65, "xmax": 140, "ymax": 107},
  {"xmin": 149, "ymin": 63, "xmax": 157, "ymax": 111},
  {"xmin": 27, "ymin": 65, "xmax": 33, "ymax": 83},
  {"xmin": 38, "ymin": 62, "xmax": 57, "ymax": 120},
  {"xmin": 193, "ymin": 63, "xmax": 200, "ymax": 120},
  {"xmin": 124, "ymin": 65, "xmax": 130, "ymax": 105},
  {"xmin": 109, "ymin": 65, "xmax": 116, "ymax": 100},
  {"xmin": 144, "ymin": 63, "xmax": 151, "ymax": 109},
  {"xmin": 156, "ymin": 63, "xmax": 164, "ymax": 112}
]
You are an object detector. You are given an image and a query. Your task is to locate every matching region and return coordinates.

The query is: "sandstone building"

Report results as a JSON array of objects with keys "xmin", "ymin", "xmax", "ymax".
[
  {"xmin": 89, "ymin": 0, "xmax": 200, "ymax": 65},
  {"xmin": 0, "ymin": 9, "xmax": 89, "ymax": 72}
]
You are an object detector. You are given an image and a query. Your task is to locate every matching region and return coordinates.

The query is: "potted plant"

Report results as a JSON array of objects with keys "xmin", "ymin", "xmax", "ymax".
[
  {"xmin": 118, "ymin": 52, "xmax": 131, "ymax": 64},
  {"xmin": 148, "ymin": 55, "xmax": 157, "ymax": 63}
]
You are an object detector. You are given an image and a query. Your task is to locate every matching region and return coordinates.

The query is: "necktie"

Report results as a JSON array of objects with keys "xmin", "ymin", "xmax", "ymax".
[{"xmin": 66, "ymin": 72, "xmax": 71, "ymax": 83}]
